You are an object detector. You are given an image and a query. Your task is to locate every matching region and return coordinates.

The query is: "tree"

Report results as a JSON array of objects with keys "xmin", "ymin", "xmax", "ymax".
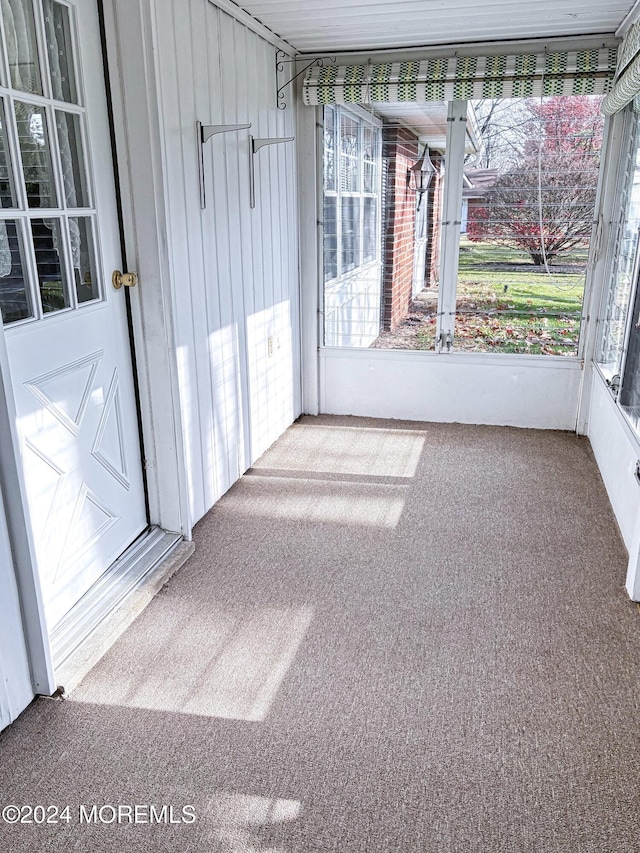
[{"xmin": 467, "ymin": 96, "xmax": 603, "ymax": 265}]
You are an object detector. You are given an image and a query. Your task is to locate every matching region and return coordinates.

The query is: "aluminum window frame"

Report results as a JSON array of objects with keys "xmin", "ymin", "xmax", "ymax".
[{"xmin": 596, "ymin": 107, "xmax": 640, "ymax": 383}]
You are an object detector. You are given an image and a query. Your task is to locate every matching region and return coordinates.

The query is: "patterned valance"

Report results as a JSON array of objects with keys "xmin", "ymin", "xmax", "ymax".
[
  {"xmin": 302, "ymin": 48, "xmax": 618, "ymax": 106},
  {"xmin": 602, "ymin": 22, "xmax": 640, "ymax": 115}
]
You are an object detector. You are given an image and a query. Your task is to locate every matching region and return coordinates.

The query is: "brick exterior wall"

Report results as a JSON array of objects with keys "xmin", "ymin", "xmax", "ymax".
[{"xmin": 381, "ymin": 126, "xmax": 419, "ymax": 332}]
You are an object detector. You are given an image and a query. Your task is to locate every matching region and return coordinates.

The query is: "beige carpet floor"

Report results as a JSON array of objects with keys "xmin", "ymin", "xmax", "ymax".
[{"xmin": 0, "ymin": 416, "xmax": 638, "ymax": 852}]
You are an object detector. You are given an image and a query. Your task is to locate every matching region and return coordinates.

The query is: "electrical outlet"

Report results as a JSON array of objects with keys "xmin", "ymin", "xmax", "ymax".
[{"xmin": 267, "ymin": 335, "xmax": 274, "ymax": 357}]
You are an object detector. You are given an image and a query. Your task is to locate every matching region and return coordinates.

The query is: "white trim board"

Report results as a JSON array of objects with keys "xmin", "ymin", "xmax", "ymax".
[
  {"xmin": 616, "ymin": 1, "xmax": 640, "ymax": 37},
  {"xmin": 296, "ymin": 34, "xmax": 621, "ymax": 64},
  {"xmin": 207, "ymin": 0, "xmax": 296, "ymax": 55},
  {"xmin": 0, "ymin": 486, "xmax": 35, "ymax": 729},
  {"xmin": 297, "ymin": 102, "xmax": 321, "ymax": 414},
  {"xmin": 319, "ymin": 348, "xmax": 583, "ymax": 430},
  {"xmin": 102, "ymin": 0, "xmax": 191, "ymax": 536},
  {"xmin": 0, "ymin": 324, "xmax": 55, "ymax": 698}
]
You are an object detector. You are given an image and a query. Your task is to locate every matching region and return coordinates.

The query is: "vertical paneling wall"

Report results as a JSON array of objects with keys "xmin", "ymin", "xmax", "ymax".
[{"xmin": 153, "ymin": 0, "xmax": 300, "ymax": 525}]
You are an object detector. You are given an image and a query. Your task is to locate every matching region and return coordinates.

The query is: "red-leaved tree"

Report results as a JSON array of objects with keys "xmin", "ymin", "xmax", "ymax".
[{"xmin": 467, "ymin": 96, "xmax": 603, "ymax": 265}]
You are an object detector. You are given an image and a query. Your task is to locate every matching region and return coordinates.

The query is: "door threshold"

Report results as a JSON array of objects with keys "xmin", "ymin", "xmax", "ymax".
[{"xmin": 50, "ymin": 527, "xmax": 194, "ymax": 693}]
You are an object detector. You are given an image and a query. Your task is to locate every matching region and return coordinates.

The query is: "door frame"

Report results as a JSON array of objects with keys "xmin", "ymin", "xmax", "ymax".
[
  {"xmin": 0, "ymin": 0, "xmax": 190, "ymax": 703},
  {"xmin": 99, "ymin": 0, "xmax": 190, "ymax": 536},
  {"xmin": 0, "ymin": 324, "xmax": 56, "ymax": 696}
]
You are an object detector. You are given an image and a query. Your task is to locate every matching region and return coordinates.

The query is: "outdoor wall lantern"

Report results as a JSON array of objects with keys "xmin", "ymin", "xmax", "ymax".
[{"xmin": 408, "ymin": 145, "xmax": 435, "ymax": 209}]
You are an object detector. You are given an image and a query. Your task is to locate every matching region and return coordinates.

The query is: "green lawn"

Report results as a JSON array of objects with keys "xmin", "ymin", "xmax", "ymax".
[
  {"xmin": 455, "ymin": 239, "xmax": 585, "ymax": 355},
  {"xmin": 458, "ymin": 239, "xmax": 589, "ymax": 268},
  {"xmin": 371, "ymin": 239, "xmax": 587, "ymax": 354}
]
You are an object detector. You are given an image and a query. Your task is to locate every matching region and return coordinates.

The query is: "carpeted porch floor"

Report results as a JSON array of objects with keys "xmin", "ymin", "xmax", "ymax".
[{"xmin": 0, "ymin": 415, "xmax": 638, "ymax": 852}]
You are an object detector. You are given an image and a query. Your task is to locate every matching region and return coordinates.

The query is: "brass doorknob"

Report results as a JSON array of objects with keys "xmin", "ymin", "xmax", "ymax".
[{"xmin": 112, "ymin": 270, "xmax": 138, "ymax": 289}]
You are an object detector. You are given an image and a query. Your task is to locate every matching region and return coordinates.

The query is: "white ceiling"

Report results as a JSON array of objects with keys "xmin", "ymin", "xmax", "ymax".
[
  {"xmin": 372, "ymin": 101, "xmax": 481, "ymax": 153},
  {"xmin": 235, "ymin": 0, "xmax": 637, "ymax": 53},
  {"xmin": 375, "ymin": 101, "xmax": 450, "ymax": 150}
]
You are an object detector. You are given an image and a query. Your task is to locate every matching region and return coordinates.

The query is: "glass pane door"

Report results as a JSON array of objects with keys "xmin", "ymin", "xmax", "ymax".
[{"xmin": 0, "ymin": 0, "xmax": 100, "ymax": 326}]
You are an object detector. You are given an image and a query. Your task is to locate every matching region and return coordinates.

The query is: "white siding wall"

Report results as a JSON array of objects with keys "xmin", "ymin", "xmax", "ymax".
[
  {"xmin": 153, "ymin": 0, "xmax": 300, "ymax": 526},
  {"xmin": 320, "ymin": 349, "xmax": 583, "ymax": 430},
  {"xmin": 588, "ymin": 371, "xmax": 640, "ymax": 552}
]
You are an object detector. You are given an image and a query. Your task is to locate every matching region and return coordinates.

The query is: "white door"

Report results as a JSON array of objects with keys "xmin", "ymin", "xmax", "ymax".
[{"xmin": 0, "ymin": 0, "xmax": 147, "ymax": 631}]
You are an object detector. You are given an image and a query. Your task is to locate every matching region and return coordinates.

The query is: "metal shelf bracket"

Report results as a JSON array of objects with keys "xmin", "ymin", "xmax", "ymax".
[
  {"xmin": 197, "ymin": 120, "xmax": 251, "ymax": 209},
  {"xmin": 275, "ymin": 51, "xmax": 336, "ymax": 110},
  {"xmin": 249, "ymin": 135, "xmax": 295, "ymax": 208}
]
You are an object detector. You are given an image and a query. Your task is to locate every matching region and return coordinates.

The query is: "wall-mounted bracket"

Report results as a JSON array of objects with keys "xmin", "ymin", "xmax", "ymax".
[
  {"xmin": 197, "ymin": 120, "xmax": 251, "ymax": 209},
  {"xmin": 249, "ymin": 135, "xmax": 294, "ymax": 209},
  {"xmin": 275, "ymin": 51, "xmax": 336, "ymax": 110}
]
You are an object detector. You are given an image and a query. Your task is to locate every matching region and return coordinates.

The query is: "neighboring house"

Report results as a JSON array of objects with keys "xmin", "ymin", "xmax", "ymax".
[
  {"xmin": 1, "ymin": 0, "xmax": 640, "ymax": 734},
  {"xmin": 461, "ymin": 169, "xmax": 500, "ymax": 234}
]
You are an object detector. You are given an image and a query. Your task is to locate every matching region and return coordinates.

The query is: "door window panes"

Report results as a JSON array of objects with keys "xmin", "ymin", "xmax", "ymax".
[
  {"xmin": 43, "ymin": 0, "xmax": 79, "ymax": 104},
  {"xmin": 56, "ymin": 111, "xmax": 89, "ymax": 207},
  {"xmin": 5, "ymin": 0, "xmax": 43, "ymax": 95},
  {"xmin": 0, "ymin": 2, "xmax": 103, "ymax": 327},
  {"xmin": 70, "ymin": 216, "xmax": 98, "ymax": 303},
  {"xmin": 0, "ymin": 101, "xmax": 17, "ymax": 208},
  {"xmin": 32, "ymin": 217, "xmax": 68, "ymax": 313},
  {"xmin": 15, "ymin": 101, "xmax": 56, "ymax": 208},
  {"xmin": 0, "ymin": 219, "xmax": 32, "ymax": 322}
]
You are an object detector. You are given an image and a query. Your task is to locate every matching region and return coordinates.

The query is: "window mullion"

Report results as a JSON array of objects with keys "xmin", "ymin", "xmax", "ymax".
[
  {"xmin": 437, "ymin": 99, "xmax": 467, "ymax": 352},
  {"xmin": 3, "ymin": 93, "xmax": 42, "ymax": 320},
  {"xmin": 33, "ymin": 0, "xmax": 52, "ymax": 101}
]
